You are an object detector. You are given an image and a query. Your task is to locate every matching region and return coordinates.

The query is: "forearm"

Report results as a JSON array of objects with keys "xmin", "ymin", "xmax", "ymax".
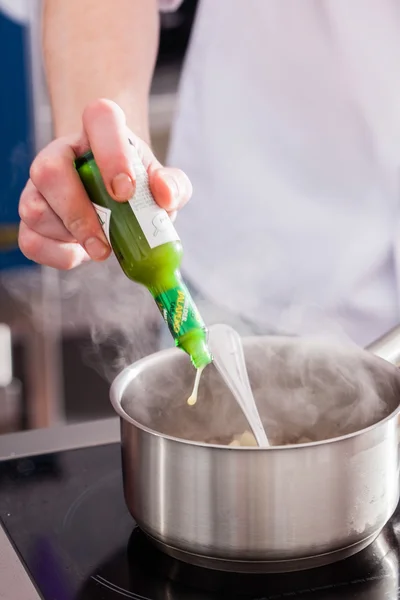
[{"xmin": 42, "ymin": 0, "xmax": 159, "ymax": 142}]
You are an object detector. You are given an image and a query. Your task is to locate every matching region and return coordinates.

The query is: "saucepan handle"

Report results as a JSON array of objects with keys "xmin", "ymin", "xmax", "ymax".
[{"xmin": 366, "ymin": 324, "xmax": 400, "ymax": 367}]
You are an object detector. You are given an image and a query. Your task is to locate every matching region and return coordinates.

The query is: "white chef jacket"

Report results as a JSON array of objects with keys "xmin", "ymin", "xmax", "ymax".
[
  {"xmin": 165, "ymin": 0, "xmax": 400, "ymax": 346},
  {"xmin": 4, "ymin": 0, "xmax": 400, "ymax": 346}
]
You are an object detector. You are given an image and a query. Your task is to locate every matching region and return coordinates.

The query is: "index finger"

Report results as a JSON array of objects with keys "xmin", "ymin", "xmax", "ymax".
[
  {"xmin": 30, "ymin": 138, "xmax": 111, "ymax": 262},
  {"xmin": 82, "ymin": 99, "xmax": 136, "ymax": 202}
]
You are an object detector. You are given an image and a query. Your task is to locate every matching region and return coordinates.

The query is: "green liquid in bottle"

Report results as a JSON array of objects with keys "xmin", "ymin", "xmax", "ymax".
[{"xmin": 75, "ymin": 143, "xmax": 212, "ymax": 369}]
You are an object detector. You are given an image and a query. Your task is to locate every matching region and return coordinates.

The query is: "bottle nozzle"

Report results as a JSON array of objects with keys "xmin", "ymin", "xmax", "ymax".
[{"xmin": 179, "ymin": 329, "xmax": 213, "ymax": 369}]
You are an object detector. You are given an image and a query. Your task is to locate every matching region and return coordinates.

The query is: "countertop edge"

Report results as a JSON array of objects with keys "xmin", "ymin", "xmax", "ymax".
[
  {"xmin": 0, "ymin": 524, "xmax": 41, "ymax": 600},
  {"xmin": 0, "ymin": 417, "xmax": 120, "ymax": 599},
  {"xmin": 0, "ymin": 417, "xmax": 120, "ymax": 460}
]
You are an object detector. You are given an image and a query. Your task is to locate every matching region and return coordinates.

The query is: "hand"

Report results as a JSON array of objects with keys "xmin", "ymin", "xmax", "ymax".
[{"xmin": 18, "ymin": 99, "xmax": 192, "ymax": 270}]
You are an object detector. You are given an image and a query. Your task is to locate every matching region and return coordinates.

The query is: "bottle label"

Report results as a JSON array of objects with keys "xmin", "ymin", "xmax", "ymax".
[
  {"xmin": 93, "ymin": 202, "xmax": 112, "ymax": 244},
  {"xmin": 128, "ymin": 145, "xmax": 180, "ymax": 249},
  {"xmin": 155, "ymin": 285, "xmax": 205, "ymax": 339}
]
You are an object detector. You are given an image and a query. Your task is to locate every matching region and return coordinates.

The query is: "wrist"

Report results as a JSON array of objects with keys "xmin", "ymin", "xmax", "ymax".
[{"xmin": 53, "ymin": 94, "xmax": 150, "ymax": 145}]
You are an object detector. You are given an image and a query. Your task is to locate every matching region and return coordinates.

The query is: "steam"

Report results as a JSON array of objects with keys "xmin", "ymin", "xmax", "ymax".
[
  {"xmin": 120, "ymin": 335, "xmax": 398, "ymax": 446},
  {"xmin": 244, "ymin": 336, "xmax": 395, "ymax": 445},
  {"xmin": 0, "ymin": 256, "xmax": 163, "ymax": 382},
  {"xmin": 1, "ymin": 258, "xmax": 397, "ymax": 447}
]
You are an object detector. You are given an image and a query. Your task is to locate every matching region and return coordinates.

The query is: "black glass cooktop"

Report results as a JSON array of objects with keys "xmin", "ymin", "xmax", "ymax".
[{"xmin": 0, "ymin": 443, "xmax": 400, "ymax": 599}]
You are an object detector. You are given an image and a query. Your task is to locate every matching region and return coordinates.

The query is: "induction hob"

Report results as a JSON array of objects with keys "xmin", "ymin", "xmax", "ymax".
[{"xmin": 0, "ymin": 442, "xmax": 399, "ymax": 600}]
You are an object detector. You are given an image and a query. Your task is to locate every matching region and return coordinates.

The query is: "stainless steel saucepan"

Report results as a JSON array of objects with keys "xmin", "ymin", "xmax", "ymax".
[{"xmin": 110, "ymin": 325, "xmax": 400, "ymax": 573}]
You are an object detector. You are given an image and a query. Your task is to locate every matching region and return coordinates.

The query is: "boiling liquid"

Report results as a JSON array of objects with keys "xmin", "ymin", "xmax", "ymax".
[{"xmin": 229, "ymin": 431, "xmax": 258, "ymax": 447}]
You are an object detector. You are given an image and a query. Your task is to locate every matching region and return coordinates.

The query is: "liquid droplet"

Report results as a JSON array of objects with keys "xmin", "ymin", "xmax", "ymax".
[{"xmin": 187, "ymin": 366, "xmax": 205, "ymax": 406}]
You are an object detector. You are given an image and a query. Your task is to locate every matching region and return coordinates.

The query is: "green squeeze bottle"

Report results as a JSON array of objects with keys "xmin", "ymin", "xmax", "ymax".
[{"xmin": 74, "ymin": 141, "xmax": 212, "ymax": 373}]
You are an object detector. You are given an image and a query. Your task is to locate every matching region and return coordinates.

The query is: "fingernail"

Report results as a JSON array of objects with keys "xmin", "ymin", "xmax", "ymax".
[
  {"xmin": 85, "ymin": 237, "xmax": 110, "ymax": 260},
  {"xmin": 163, "ymin": 174, "xmax": 179, "ymax": 208},
  {"xmin": 111, "ymin": 173, "xmax": 134, "ymax": 200}
]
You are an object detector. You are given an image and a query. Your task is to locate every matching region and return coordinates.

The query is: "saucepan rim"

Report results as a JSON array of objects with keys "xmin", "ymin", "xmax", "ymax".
[{"xmin": 110, "ymin": 336, "xmax": 400, "ymax": 451}]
